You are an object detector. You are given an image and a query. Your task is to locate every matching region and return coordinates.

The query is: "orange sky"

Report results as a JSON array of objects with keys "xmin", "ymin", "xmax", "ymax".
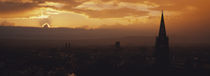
[{"xmin": 0, "ymin": 0, "xmax": 209, "ymax": 35}]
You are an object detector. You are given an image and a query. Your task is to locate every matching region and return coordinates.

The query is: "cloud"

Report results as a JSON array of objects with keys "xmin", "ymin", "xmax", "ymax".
[
  {"xmin": 68, "ymin": 1, "xmax": 158, "ymax": 18},
  {"xmin": 39, "ymin": 18, "xmax": 51, "ymax": 27},
  {"xmin": 0, "ymin": 0, "xmax": 86, "ymax": 18},
  {"xmin": 0, "ymin": 1, "xmax": 38, "ymax": 13},
  {"xmin": 0, "ymin": 0, "xmax": 176, "ymax": 18},
  {"xmin": 0, "ymin": 0, "xmax": 209, "ymax": 30},
  {"xmin": 71, "ymin": 8, "xmax": 148, "ymax": 18},
  {"xmin": 0, "ymin": 21, "xmax": 15, "ymax": 26},
  {"xmin": 0, "ymin": 1, "xmax": 41, "ymax": 18}
]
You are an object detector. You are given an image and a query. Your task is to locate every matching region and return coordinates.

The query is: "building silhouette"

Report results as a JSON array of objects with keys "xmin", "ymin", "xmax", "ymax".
[
  {"xmin": 65, "ymin": 41, "xmax": 71, "ymax": 49},
  {"xmin": 115, "ymin": 41, "xmax": 121, "ymax": 48},
  {"xmin": 154, "ymin": 11, "xmax": 170, "ymax": 67}
]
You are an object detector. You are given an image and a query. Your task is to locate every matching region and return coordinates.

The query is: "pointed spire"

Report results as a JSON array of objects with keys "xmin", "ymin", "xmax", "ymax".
[{"xmin": 158, "ymin": 10, "xmax": 167, "ymax": 37}]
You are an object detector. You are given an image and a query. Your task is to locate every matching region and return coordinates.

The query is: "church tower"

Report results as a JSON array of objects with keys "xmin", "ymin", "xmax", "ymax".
[{"xmin": 154, "ymin": 11, "xmax": 170, "ymax": 66}]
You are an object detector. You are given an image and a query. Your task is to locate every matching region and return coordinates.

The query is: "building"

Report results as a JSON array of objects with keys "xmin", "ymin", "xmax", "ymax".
[
  {"xmin": 115, "ymin": 41, "xmax": 121, "ymax": 48},
  {"xmin": 154, "ymin": 11, "xmax": 170, "ymax": 66}
]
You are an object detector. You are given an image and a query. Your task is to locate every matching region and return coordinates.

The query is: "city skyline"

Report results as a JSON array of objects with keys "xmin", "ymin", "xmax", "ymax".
[{"xmin": 0, "ymin": 1, "xmax": 210, "ymax": 75}]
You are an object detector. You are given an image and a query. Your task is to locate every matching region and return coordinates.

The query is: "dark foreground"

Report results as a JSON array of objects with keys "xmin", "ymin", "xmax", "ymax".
[{"xmin": 1, "ymin": 47, "xmax": 210, "ymax": 76}]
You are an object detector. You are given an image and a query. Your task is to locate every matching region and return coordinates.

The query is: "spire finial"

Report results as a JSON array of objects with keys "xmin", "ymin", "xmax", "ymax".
[{"xmin": 159, "ymin": 10, "xmax": 166, "ymax": 37}]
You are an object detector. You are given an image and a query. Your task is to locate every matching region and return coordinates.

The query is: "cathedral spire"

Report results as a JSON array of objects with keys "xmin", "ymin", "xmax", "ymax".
[
  {"xmin": 159, "ymin": 10, "xmax": 166, "ymax": 37},
  {"xmin": 154, "ymin": 10, "xmax": 170, "ymax": 67}
]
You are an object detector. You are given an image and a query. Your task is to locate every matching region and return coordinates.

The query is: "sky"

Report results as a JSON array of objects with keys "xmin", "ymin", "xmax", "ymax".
[{"xmin": 0, "ymin": 0, "xmax": 209, "ymax": 39}]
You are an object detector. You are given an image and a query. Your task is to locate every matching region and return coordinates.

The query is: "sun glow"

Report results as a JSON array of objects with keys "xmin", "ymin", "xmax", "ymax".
[{"xmin": 42, "ymin": 23, "xmax": 50, "ymax": 28}]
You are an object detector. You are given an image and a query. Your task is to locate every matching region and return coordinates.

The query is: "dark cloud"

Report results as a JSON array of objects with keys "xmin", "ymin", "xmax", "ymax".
[
  {"xmin": 0, "ymin": 1, "xmax": 41, "ymax": 18},
  {"xmin": 0, "ymin": 21, "xmax": 15, "ymax": 26},
  {"xmin": 0, "ymin": 2, "xmax": 38, "ymax": 13},
  {"xmin": 0, "ymin": 0, "xmax": 152, "ymax": 18},
  {"xmin": 0, "ymin": 0, "xmax": 87, "ymax": 18}
]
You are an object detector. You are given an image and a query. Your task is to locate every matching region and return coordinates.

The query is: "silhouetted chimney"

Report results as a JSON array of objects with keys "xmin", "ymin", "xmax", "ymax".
[
  {"xmin": 65, "ymin": 41, "xmax": 71, "ymax": 48},
  {"xmin": 65, "ymin": 42, "xmax": 68, "ymax": 48},
  {"xmin": 115, "ymin": 41, "xmax": 120, "ymax": 48}
]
